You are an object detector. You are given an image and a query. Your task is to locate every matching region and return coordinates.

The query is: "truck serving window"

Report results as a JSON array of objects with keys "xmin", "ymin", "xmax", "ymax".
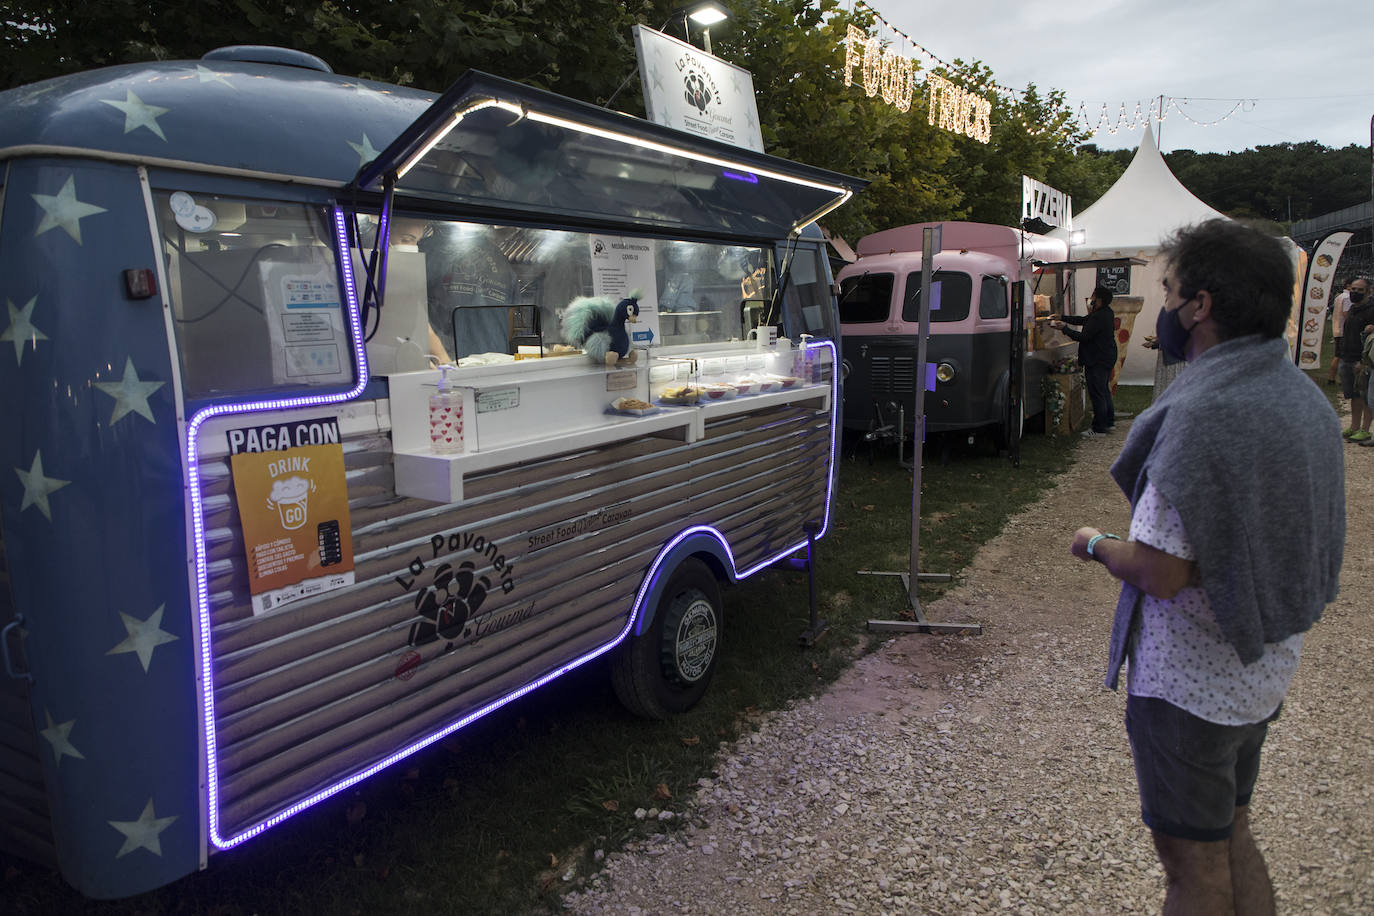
[
  {"xmin": 156, "ymin": 193, "xmax": 355, "ymax": 400},
  {"xmin": 360, "ymin": 216, "xmax": 768, "ymax": 363},
  {"xmin": 902, "ymin": 271, "xmax": 971, "ymax": 323},
  {"xmin": 656, "ymin": 239, "xmax": 765, "ymax": 346},
  {"xmin": 837, "ymin": 272, "xmax": 894, "ymax": 323}
]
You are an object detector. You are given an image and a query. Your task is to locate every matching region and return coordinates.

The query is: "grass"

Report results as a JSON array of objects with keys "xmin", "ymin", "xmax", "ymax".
[{"xmin": 0, "ymin": 382, "xmax": 1192, "ymax": 916}]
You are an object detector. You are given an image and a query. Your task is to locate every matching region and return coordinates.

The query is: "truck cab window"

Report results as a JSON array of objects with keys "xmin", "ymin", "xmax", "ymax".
[
  {"xmin": 777, "ymin": 243, "xmax": 837, "ymax": 339},
  {"xmin": 156, "ymin": 193, "xmax": 354, "ymax": 400},
  {"xmin": 838, "ymin": 272, "xmax": 894, "ymax": 323},
  {"xmin": 902, "ymin": 271, "xmax": 972, "ymax": 323},
  {"xmin": 979, "ymin": 276, "xmax": 1009, "ymax": 319}
]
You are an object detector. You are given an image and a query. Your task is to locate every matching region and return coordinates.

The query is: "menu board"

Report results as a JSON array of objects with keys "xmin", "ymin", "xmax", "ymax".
[{"xmin": 1096, "ymin": 265, "xmax": 1130, "ymax": 295}]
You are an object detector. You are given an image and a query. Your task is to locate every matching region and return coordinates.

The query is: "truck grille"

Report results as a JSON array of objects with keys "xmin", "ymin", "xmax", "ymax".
[{"xmin": 871, "ymin": 354, "xmax": 916, "ymax": 396}]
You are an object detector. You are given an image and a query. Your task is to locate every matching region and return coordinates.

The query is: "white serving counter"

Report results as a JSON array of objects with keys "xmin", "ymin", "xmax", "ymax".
[{"xmin": 388, "ymin": 343, "xmax": 832, "ymax": 503}]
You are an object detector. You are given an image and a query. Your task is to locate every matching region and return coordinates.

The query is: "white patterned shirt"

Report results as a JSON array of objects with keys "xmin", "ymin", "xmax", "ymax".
[{"xmin": 1125, "ymin": 480, "xmax": 1301, "ymax": 725}]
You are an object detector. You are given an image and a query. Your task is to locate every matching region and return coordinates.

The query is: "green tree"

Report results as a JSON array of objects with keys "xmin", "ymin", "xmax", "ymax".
[
  {"xmin": 714, "ymin": 0, "xmax": 962, "ymax": 241},
  {"xmin": 911, "ymin": 61, "xmax": 1120, "ymax": 228},
  {"xmin": 1, "ymin": 1, "xmax": 651, "ymax": 100},
  {"xmin": 1164, "ymin": 142, "xmax": 1369, "ymax": 224}
]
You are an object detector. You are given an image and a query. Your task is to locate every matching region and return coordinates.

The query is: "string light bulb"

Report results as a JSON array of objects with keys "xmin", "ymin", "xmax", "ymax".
[{"xmin": 851, "ymin": 0, "xmax": 1256, "ymax": 143}]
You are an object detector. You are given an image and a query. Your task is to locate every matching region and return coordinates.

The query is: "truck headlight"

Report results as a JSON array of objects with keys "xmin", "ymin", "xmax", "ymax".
[{"xmin": 935, "ymin": 361, "xmax": 956, "ymax": 383}]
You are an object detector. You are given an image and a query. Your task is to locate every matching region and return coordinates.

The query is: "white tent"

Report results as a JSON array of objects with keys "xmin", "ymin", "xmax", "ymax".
[{"xmin": 1053, "ymin": 129, "xmax": 1229, "ymax": 385}]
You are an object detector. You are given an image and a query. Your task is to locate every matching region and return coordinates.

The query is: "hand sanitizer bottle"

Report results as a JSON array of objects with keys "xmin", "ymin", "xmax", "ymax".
[
  {"xmin": 429, "ymin": 365, "xmax": 463, "ymax": 454},
  {"xmin": 797, "ymin": 334, "xmax": 815, "ymax": 383}
]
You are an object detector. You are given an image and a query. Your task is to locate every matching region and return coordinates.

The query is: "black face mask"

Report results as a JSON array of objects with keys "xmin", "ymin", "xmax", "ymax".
[
  {"xmin": 1351, "ymin": 290, "xmax": 1367, "ymax": 304},
  {"xmin": 1156, "ymin": 301, "xmax": 1194, "ymax": 362}
]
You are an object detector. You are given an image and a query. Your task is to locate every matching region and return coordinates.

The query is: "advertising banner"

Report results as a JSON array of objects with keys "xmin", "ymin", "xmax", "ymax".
[
  {"xmin": 228, "ymin": 416, "xmax": 355, "ymax": 614},
  {"xmin": 1295, "ymin": 231, "xmax": 1353, "ymax": 369},
  {"xmin": 632, "ymin": 25, "xmax": 764, "ymax": 152}
]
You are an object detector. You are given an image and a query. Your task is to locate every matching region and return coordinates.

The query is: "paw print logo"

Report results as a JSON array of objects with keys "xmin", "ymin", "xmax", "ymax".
[
  {"xmin": 408, "ymin": 560, "xmax": 491, "ymax": 648},
  {"xmin": 683, "ymin": 72, "xmax": 712, "ymax": 115}
]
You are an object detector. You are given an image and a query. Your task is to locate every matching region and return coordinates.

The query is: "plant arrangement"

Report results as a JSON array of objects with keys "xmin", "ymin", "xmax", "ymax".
[{"xmin": 1042, "ymin": 374, "xmax": 1069, "ymax": 435}]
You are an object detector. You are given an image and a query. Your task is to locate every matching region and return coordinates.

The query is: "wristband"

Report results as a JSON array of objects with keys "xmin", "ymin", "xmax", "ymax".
[{"xmin": 1086, "ymin": 532, "xmax": 1121, "ymax": 560}]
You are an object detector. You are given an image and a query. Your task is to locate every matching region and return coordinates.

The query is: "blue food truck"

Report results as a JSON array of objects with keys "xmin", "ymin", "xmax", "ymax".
[{"xmin": 0, "ymin": 47, "xmax": 863, "ymax": 897}]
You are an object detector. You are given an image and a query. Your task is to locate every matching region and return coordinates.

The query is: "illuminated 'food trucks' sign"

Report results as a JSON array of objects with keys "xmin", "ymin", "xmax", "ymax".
[{"xmin": 842, "ymin": 25, "xmax": 992, "ymax": 145}]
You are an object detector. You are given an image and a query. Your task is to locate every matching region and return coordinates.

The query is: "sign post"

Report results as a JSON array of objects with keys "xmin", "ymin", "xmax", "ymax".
[{"xmin": 864, "ymin": 227, "xmax": 980, "ymax": 635}]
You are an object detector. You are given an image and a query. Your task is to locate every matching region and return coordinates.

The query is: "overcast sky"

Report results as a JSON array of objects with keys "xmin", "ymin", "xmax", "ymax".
[{"xmin": 876, "ymin": 0, "xmax": 1374, "ymax": 155}]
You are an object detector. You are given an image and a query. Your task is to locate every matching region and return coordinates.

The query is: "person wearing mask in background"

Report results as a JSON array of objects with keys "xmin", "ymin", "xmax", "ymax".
[
  {"xmin": 1337, "ymin": 277, "xmax": 1373, "ymax": 442},
  {"xmin": 1328, "ymin": 280, "xmax": 1351, "ymax": 386},
  {"xmin": 1051, "ymin": 285, "xmax": 1118, "ymax": 437},
  {"xmin": 1069, "ymin": 219, "xmax": 1344, "ymax": 916},
  {"xmin": 1359, "ymin": 320, "xmax": 1374, "ymax": 448}
]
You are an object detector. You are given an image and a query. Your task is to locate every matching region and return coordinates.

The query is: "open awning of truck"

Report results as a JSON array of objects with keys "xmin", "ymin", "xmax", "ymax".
[
  {"xmin": 1033, "ymin": 257, "xmax": 1149, "ymax": 269},
  {"xmin": 350, "ymin": 71, "xmax": 866, "ymax": 240}
]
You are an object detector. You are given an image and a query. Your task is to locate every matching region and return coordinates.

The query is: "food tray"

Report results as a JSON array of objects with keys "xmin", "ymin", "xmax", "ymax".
[
  {"xmin": 699, "ymin": 383, "xmax": 737, "ymax": 401},
  {"xmin": 658, "ymin": 386, "xmax": 701, "ymax": 406},
  {"xmin": 741, "ymin": 377, "xmax": 778, "ymax": 394},
  {"xmin": 607, "ymin": 397, "xmax": 660, "ymax": 417}
]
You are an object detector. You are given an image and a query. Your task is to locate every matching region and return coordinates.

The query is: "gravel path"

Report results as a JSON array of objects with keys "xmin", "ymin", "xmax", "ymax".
[{"xmin": 563, "ymin": 419, "xmax": 1374, "ymax": 915}]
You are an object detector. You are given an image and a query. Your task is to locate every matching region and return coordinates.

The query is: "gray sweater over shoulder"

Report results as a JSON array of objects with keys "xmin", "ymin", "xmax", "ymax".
[{"xmin": 1104, "ymin": 335, "xmax": 1345, "ymax": 689}]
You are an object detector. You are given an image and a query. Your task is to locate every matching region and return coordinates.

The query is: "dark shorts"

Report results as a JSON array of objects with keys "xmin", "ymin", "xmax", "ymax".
[
  {"xmin": 1339, "ymin": 359, "xmax": 1361, "ymax": 400},
  {"xmin": 1125, "ymin": 695, "xmax": 1276, "ymax": 842}
]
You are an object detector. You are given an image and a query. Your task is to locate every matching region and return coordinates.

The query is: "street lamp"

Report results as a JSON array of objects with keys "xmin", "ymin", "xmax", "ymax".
[{"xmin": 671, "ymin": 1, "xmax": 731, "ymax": 56}]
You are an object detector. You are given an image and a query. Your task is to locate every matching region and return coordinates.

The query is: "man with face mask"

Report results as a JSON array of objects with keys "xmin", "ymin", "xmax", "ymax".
[
  {"xmin": 1336, "ymin": 277, "xmax": 1373, "ymax": 441},
  {"xmin": 1066, "ymin": 220, "xmax": 1345, "ymax": 915},
  {"xmin": 1050, "ymin": 285, "xmax": 1118, "ymax": 436},
  {"xmin": 1328, "ymin": 280, "xmax": 1351, "ymax": 385}
]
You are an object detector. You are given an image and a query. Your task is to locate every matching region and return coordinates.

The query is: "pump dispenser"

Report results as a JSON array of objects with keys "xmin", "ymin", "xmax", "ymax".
[
  {"xmin": 429, "ymin": 365, "xmax": 464, "ymax": 454},
  {"xmin": 797, "ymin": 334, "xmax": 816, "ymax": 383}
]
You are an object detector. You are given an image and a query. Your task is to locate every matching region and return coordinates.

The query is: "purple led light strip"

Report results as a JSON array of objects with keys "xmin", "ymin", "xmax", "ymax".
[
  {"xmin": 195, "ymin": 208, "xmax": 369, "ymax": 850},
  {"xmin": 198, "ymin": 301, "xmax": 838, "ymax": 848}
]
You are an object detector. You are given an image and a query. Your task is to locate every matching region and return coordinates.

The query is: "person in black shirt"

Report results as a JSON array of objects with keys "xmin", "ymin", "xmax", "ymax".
[
  {"xmin": 1336, "ymin": 276, "xmax": 1373, "ymax": 442},
  {"xmin": 1052, "ymin": 285, "xmax": 1119, "ymax": 436}
]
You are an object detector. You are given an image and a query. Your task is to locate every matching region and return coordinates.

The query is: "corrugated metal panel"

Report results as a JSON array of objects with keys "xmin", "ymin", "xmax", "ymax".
[
  {"xmin": 0, "ymin": 521, "xmax": 57, "ymax": 867},
  {"xmin": 206, "ymin": 397, "xmax": 831, "ymax": 838}
]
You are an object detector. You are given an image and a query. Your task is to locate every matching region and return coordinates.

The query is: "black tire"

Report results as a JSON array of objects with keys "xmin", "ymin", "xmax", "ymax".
[
  {"xmin": 993, "ymin": 397, "xmax": 1023, "ymax": 452},
  {"xmin": 611, "ymin": 558, "xmax": 722, "ymax": 719},
  {"xmin": 993, "ymin": 374, "xmax": 1026, "ymax": 452}
]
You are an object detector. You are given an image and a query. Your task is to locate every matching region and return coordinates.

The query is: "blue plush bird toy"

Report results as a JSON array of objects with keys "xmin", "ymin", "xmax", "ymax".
[{"xmin": 561, "ymin": 290, "xmax": 642, "ymax": 366}]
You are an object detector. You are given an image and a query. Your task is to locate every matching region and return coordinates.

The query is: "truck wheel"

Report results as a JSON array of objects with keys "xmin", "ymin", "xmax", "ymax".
[
  {"xmin": 611, "ymin": 558, "xmax": 722, "ymax": 719},
  {"xmin": 993, "ymin": 395, "xmax": 1024, "ymax": 452}
]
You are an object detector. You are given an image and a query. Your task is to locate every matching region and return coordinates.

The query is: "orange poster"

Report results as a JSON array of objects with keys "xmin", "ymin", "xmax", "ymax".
[{"xmin": 228, "ymin": 417, "xmax": 354, "ymax": 615}]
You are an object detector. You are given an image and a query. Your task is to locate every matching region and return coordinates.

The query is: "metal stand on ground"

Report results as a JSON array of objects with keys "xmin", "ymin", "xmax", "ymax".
[
  {"xmin": 860, "ymin": 570, "xmax": 979, "ymax": 634},
  {"xmin": 863, "ymin": 226, "xmax": 982, "ymax": 637},
  {"xmin": 790, "ymin": 521, "xmax": 827, "ymax": 646}
]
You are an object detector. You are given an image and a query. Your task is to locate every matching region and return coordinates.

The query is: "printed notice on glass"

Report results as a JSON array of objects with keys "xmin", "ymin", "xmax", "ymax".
[
  {"xmin": 260, "ymin": 249, "xmax": 353, "ymax": 387},
  {"xmin": 589, "ymin": 234, "xmax": 661, "ymax": 349}
]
